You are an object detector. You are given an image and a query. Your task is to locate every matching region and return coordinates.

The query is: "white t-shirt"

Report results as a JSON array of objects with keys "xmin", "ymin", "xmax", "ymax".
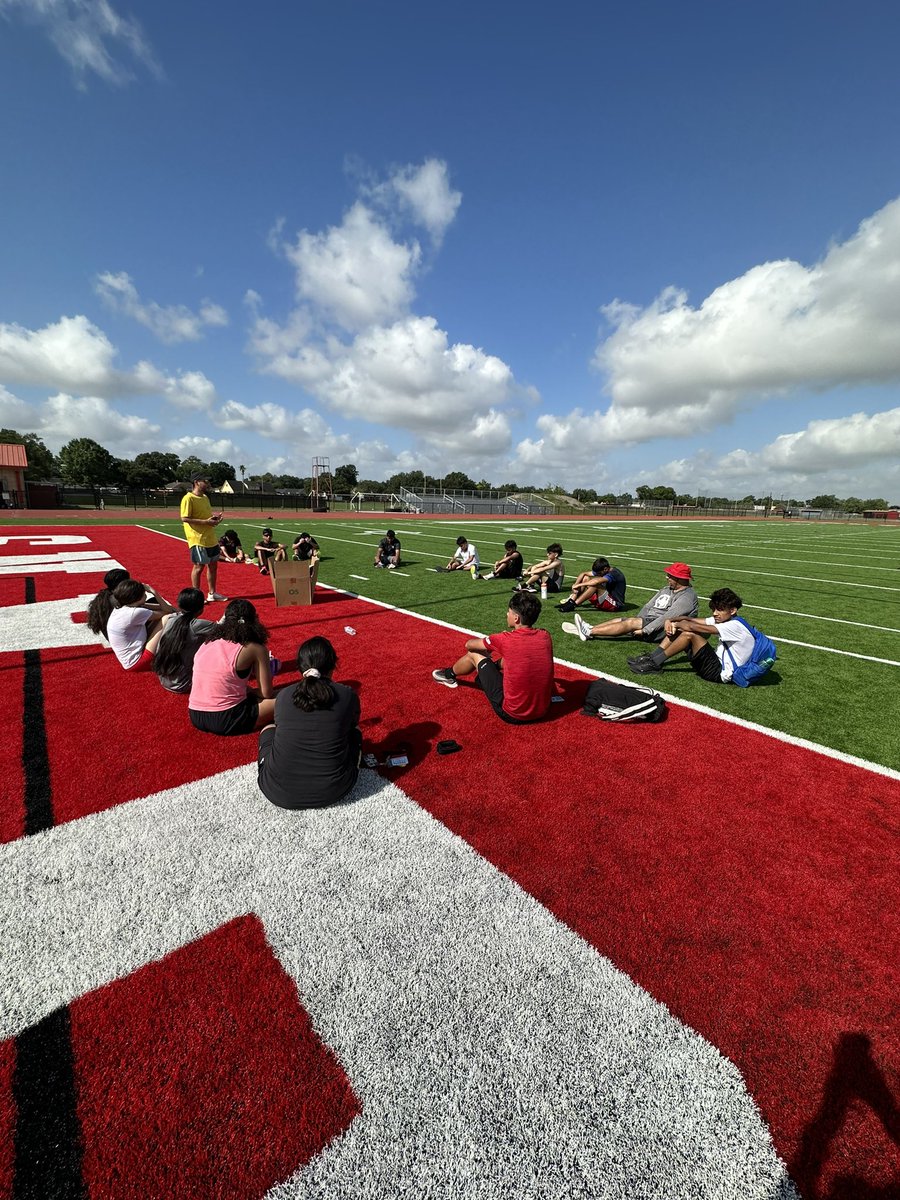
[
  {"xmin": 106, "ymin": 605, "xmax": 153, "ymax": 669},
  {"xmin": 454, "ymin": 542, "xmax": 479, "ymax": 569},
  {"xmin": 708, "ymin": 616, "xmax": 755, "ymax": 682}
]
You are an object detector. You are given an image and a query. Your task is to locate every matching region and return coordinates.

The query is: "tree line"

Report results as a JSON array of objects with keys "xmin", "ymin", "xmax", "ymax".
[{"xmin": 0, "ymin": 429, "xmax": 892, "ymax": 510}]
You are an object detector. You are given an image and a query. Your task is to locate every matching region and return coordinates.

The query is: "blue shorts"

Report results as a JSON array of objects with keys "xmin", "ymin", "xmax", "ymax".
[{"xmin": 190, "ymin": 544, "xmax": 221, "ymax": 566}]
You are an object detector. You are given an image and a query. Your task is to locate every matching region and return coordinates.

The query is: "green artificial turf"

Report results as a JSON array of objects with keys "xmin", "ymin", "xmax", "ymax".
[{"xmin": 17, "ymin": 512, "xmax": 900, "ymax": 771}]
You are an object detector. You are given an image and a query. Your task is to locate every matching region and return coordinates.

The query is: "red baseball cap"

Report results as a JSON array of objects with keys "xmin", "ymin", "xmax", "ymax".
[{"xmin": 665, "ymin": 562, "xmax": 693, "ymax": 580}]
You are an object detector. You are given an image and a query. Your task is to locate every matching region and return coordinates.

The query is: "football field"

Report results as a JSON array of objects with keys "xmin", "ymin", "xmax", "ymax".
[{"xmin": 1, "ymin": 515, "xmax": 898, "ymax": 1199}]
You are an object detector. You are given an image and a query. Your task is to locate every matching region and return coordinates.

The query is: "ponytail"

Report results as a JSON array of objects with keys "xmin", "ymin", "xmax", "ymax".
[{"xmin": 291, "ymin": 636, "xmax": 338, "ymax": 712}]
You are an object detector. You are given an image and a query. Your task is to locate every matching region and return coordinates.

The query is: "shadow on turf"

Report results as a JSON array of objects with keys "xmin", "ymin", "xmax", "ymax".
[{"xmin": 790, "ymin": 1030, "xmax": 900, "ymax": 1199}]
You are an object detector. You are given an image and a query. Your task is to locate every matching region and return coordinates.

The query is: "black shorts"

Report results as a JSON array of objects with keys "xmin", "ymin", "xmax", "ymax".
[
  {"xmin": 688, "ymin": 643, "xmax": 724, "ymax": 683},
  {"xmin": 475, "ymin": 658, "xmax": 528, "ymax": 725},
  {"xmin": 189, "ymin": 696, "xmax": 259, "ymax": 736}
]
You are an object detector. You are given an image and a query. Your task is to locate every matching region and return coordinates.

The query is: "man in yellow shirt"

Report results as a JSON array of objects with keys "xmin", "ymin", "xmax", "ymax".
[{"xmin": 180, "ymin": 472, "xmax": 228, "ymax": 602}]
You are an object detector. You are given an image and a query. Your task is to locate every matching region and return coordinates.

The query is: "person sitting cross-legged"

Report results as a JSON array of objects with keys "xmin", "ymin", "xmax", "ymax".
[
  {"xmin": 628, "ymin": 587, "xmax": 754, "ymax": 683},
  {"xmin": 254, "ymin": 528, "xmax": 286, "ymax": 575},
  {"xmin": 557, "ymin": 557, "xmax": 626, "ymax": 613},
  {"xmin": 292, "ymin": 531, "xmax": 320, "ymax": 563},
  {"xmin": 218, "ymin": 529, "xmax": 248, "ymax": 564},
  {"xmin": 431, "ymin": 590, "xmax": 554, "ymax": 724},
  {"xmin": 106, "ymin": 579, "xmax": 176, "ymax": 671},
  {"xmin": 445, "ymin": 535, "xmax": 479, "ymax": 573},
  {"xmin": 562, "ymin": 562, "xmax": 697, "ymax": 643}
]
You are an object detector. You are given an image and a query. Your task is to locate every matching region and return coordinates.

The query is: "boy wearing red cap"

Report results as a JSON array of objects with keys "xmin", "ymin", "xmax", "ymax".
[{"xmin": 562, "ymin": 563, "xmax": 697, "ymax": 643}]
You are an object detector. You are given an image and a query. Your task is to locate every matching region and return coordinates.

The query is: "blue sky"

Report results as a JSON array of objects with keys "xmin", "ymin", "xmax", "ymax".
[{"xmin": 2, "ymin": 0, "xmax": 900, "ymax": 501}]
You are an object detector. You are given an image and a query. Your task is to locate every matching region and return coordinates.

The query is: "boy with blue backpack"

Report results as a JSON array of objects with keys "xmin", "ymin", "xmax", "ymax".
[{"xmin": 628, "ymin": 587, "xmax": 776, "ymax": 686}]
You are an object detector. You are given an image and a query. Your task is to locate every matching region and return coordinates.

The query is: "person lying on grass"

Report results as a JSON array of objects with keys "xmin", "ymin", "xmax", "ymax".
[
  {"xmin": 188, "ymin": 598, "xmax": 277, "ymax": 735},
  {"xmin": 218, "ymin": 529, "xmax": 248, "ymax": 563},
  {"xmin": 374, "ymin": 529, "xmax": 401, "ymax": 569},
  {"xmin": 86, "ymin": 567, "xmax": 131, "ymax": 638},
  {"xmin": 152, "ymin": 587, "xmax": 218, "ymax": 694},
  {"xmin": 561, "ymin": 562, "xmax": 697, "ymax": 643},
  {"xmin": 105, "ymin": 579, "xmax": 176, "ymax": 672},
  {"xmin": 254, "ymin": 528, "xmax": 286, "ymax": 575},
  {"xmin": 556, "ymin": 557, "xmax": 626, "ymax": 613},
  {"xmin": 515, "ymin": 543, "xmax": 564, "ymax": 593},
  {"xmin": 480, "ymin": 539, "xmax": 523, "ymax": 581},
  {"xmin": 432, "ymin": 590, "xmax": 554, "ymax": 724},
  {"xmin": 628, "ymin": 587, "xmax": 756, "ymax": 683},
  {"xmin": 257, "ymin": 636, "xmax": 362, "ymax": 810},
  {"xmin": 444, "ymin": 535, "xmax": 480, "ymax": 572}
]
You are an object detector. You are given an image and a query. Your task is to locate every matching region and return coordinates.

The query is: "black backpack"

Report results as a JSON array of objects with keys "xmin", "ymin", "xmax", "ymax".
[{"xmin": 581, "ymin": 677, "xmax": 667, "ymax": 723}]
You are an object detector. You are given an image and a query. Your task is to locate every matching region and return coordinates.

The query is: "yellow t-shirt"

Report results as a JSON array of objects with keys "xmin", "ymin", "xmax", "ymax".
[{"xmin": 180, "ymin": 491, "xmax": 217, "ymax": 548}]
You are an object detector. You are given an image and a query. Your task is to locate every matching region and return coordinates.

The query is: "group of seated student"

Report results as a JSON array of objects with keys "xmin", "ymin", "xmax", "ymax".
[{"xmin": 88, "ymin": 571, "xmax": 362, "ymax": 808}]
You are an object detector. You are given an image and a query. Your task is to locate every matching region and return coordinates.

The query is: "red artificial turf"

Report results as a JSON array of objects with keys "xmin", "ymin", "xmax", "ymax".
[
  {"xmin": 71, "ymin": 916, "xmax": 360, "ymax": 1200},
  {"xmin": 2, "ymin": 525, "xmax": 899, "ymax": 1197},
  {"xmin": 0, "ymin": 1039, "xmax": 14, "ymax": 1198}
]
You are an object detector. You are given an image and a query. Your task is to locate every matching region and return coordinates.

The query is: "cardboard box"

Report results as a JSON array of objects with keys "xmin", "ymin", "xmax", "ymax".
[{"xmin": 270, "ymin": 558, "xmax": 318, "ymax": 607}]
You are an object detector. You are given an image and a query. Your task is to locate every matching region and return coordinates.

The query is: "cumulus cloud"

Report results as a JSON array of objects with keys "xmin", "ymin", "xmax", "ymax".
[
  {"xmin": 167, "ymin": 434, "xmax": 244, "ymax": 462},
  {"xmin": 0, "ymin": 390, "xmax": 160, "ymax": 455},
  {"xmin": 0, "ymin": 0, "xmax": 160, "ymax": 87},
  {"xmin": 95, "ymin": 272, "xmax": 228, "ymax": 343},
  {"xmin": 250, "ymin": 160, "xmax": 523, "ymax": 459},
  {"xmin": 590, "ymin": 195, "xmax": 900, "ymax": 436},
  {"xmin": 374, "ymin": 159, "xmax": 462, "ymax": 245},
  {"xmin": 285, "ymin": 202, "xmax": 420, "ymax": 332},
  {"xmin": 632, "ymin": 407, "xmax": 900, "ymax": 502},
  {"xmin": 0, "ymin": 384, "xmax": 34, "ymax": 428}
]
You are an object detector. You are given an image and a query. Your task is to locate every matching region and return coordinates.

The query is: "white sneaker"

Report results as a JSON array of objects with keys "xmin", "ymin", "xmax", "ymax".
[
  {"xmin": 431, "ymin": 668, "xmax": 458, "ymax": 688},
  {"xmin": 387, "ymin": 563, "xmax": 396, "ymax": 569},
  {"xmin": 561, "ymin": 622, "xmax": 579, "ymax": 636},
  {"xmin": 573, "ymin": 612, "xmax": 592, "ymax": 641},
  {"xmin": 207, "ymin": 592, "xmax": 229, "ymax": 603}
]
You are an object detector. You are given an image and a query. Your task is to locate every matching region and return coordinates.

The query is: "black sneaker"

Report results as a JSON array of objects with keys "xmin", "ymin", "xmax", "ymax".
[
  {"xmin": 431, "ymin": 667, "xmax": 458, "ymax": 689},
  {"xmin": 629, "ymin": 659, "xmax": 662, "ymax": 675},
  {"xmin": 556, "ymin": 600, "xmax": 576, "ymax": 612},
  {"xmin": 627, "ymin": 654, "xmax": 653, "ymax": 667}
]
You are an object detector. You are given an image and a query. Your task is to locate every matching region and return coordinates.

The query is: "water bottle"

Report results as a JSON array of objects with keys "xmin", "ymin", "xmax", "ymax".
[
  {"xmin": 471, "ymin": 565, "xmax": 478, "ymax": 581},
  {"xmin": 540, "ymin": 579, "xmax": 548, "ymax": 601},
  {"xmin": 344, "ymin": 626, "xmax": 356, "ymax": 636}
]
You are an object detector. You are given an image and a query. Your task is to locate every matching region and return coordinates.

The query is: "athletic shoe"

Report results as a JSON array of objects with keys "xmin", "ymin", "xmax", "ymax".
[
  {"xmin": 556, "ymin": 600, "xmax": 576, "ymax": 612},
  {"xmin": 431, "ymin": 668, "xmax": 458, "ymax": 688},
  {"xmin": 259, "ymin": 567, "xmax": 269, "ymax": 576},
  {"xmin": 561, "ymin": 622, "xmax": 580, "ymax": 636},
  {"xmin": 573, "ymin": 612, "xmax": 593, "ymax": 641},
  {"xmin": 206, "ymin": 591, "xmax": 229, "ymax": 602},
  {"xmin": 523, "ymin": 585, "xmax": 538, "ymax": 593},
  {"xmin": 387, "ymin": 563, "xmax": 396, "ymax": 570},
  {"xmin": 374, "ymin": 562, "xmax": 383, "ymax": 568},
  {"xmin": 483, "ymin": 572, "xmax": 494, "ymax": 580},
  {"xmin": 627, "ymin": 654, "xmax": 654, "ymax": 667},
  {"xmin": 629, "ymin": 659, "xmax": 662, "ymax": 674}
]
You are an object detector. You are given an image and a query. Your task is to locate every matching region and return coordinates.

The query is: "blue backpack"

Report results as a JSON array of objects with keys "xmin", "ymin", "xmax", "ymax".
[{"xmin": 724, "ymin": 616, "xmax": 777, "ymax": 687}]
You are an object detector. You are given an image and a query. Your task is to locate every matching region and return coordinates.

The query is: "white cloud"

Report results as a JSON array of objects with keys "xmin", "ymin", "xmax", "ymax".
[
  {"xmin": 285, "ymin": 202, "xmax": 419, "ymax": 332},
  {"xmin": 0, "ymin": 384, "xmax": 35, "ymax": 428},
  {"xmin": 0, "ymin": 315, "xmax": 122, "ymax": 393},
  {"xmin": 162, "ymin": 370, "xmax": 217, "ymax": 411},
  {"xmin": 0, "ymin": 0, "xmax": 160, "ymax": 87},
  {"xmin": 378, "ymin": 159, "xmax": 462, "ymax": 244},
  {"xmin": 589, "ymin": 195, "xmax": 900, "ymax": 440},
  {"xmin": 3, "ymin": 392, "xmax": 160, "ymax": 457},
  {"xmin": 167, "ymin": 435, "xmax": 244, "ymax": 462},
  {"xmin": 634, "ymin": 408, "xmax": 900, "ymax": 502},
  {"xmin": 250, "ymin": 162, "xmax": 525, "ymax": 458},
  {"xmin": 95, "ymin": 272, "xmax": 228, "ymax": 343}
]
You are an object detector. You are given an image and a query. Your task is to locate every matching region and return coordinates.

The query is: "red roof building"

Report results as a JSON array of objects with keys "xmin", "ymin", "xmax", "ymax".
[{"xmin": 0, "ymin": 442, "xmax": 28, "ymax": 508}]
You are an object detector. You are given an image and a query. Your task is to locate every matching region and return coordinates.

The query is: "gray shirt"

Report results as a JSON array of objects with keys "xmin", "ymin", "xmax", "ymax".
[
  {"xmin": 156, "ymin": 616, "xmax": 218, "ymax": 693},
  {"xmin": 638, "ymin": 585, "xmax": 698, "ymax": 638}
]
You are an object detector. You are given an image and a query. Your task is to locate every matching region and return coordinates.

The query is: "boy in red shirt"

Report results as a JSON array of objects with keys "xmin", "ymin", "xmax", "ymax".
[{"xmin": 432, "ymin": 591, "xmax": 554, "ymax": 723}]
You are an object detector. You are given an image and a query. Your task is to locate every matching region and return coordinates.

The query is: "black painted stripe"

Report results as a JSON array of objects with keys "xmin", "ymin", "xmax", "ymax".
[
  {"xmin": 12, "ymin": 1007, "xmax": 86, "ymax": 1200},
  {"xmin": 14, "ymin": 579, "xmax": 85, "ymax": 1199},
  {"xmin": 21, "ymin": 578, "xmax": 53, "ymax": 836}
]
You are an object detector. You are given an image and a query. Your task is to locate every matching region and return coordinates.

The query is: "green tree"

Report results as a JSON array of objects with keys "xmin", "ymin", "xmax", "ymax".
[
  {"xmin": 861, "ymin": 497, "xmax": 888, "ymax": 510},
  {"xmin": 808, "ymin": 494, "xmax": 839, "ymax": 509},
  {"xmin": 650, "ymin": 485, "xmax": 676, "ymax": 504},
  {"xmin": 178, "ymin": 455, "xmax": 210, "ymax": 481},
  {"xmin": 442, "ymin": 470, "xmax": 477, "ymax": 491},
  {"xmin": 333, "ymin": 463, "xmax": 359, "ymax": 493},
  {"xmin": 572, "ymin": 488, "xmax": 598, "ymax": 503},
  {"xmin": 675, "ymin": 493, "xmax": 696, "ymax": 506},
  {"xmin": 635, "ymin": 485, "xmax": 653, "ymax": 505},
  {"xmin": 134, "ymin": 451, "xmax": 180, "ymax": 482},
  {"xmin": 207, "ymin": 461, "xmax": 236, "ymax": 487},
  {"xmin": 58, "ymin": 437, "xmax": 118, "ymax": 485},
  {"xmin": 616, "ymin": 492, "xmax": 633, "ymax": 506},
  {"xmin": 0, "ymin": 429, "xmax": 59, "ymax": 479}
]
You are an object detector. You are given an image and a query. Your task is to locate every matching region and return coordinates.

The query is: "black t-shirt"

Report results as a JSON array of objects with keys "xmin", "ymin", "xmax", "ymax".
[
  {"xmin": 378, "ymin": 536, "xmax": 400, "ymax": 556},
  {"xmin": 258, "ymin": 682, "xmax": 360, "ymax": 809},
  {"xmin": 293, "ymin": 537, "xmax": 319, "ymax": 560}
]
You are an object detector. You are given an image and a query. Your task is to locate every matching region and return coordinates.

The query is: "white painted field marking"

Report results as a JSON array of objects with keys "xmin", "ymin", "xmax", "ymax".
[
  {"xmin": 773, "ymin": 639, "xmax": 900, "ymax": 667},
  {"xmin": 349, "ymin": 574, "xmax": 369, "ymax": 581}
]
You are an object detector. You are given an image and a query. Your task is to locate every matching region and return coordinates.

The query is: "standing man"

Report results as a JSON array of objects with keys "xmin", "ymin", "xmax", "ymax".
[{"xmin": 180, "ymin": 472, "xmax": 228, "ymax": 603}]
